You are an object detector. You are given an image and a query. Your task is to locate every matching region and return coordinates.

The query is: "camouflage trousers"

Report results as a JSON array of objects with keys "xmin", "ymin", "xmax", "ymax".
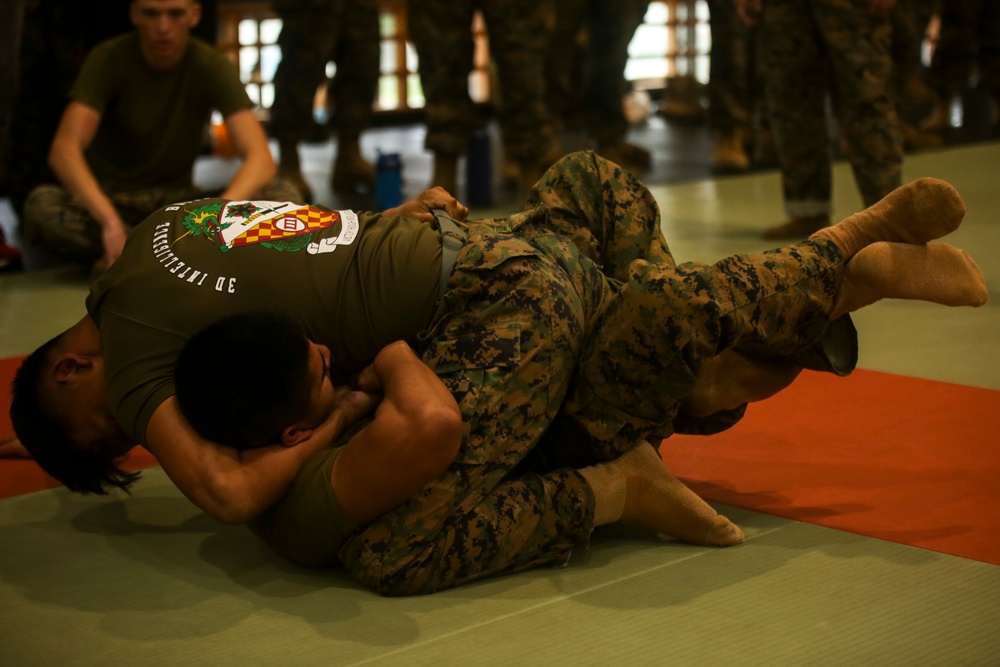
[
  {"xmin": 760, "ymin": 0, "xmax": 903, "ymax": 216},
  {"xmin": 21, "ymin": 180, "xmax": 303, "ymax": 263},
  {"xmin": 339, "ymin": 151, "xmax": 846, "ymax": 596},
  {"xmin": 269, "ymin": 0, "xmax": 380, "ymax": 143},
  {"xmin": 409, "ymin": 0, "xmax": 553, "ymax": 161}
]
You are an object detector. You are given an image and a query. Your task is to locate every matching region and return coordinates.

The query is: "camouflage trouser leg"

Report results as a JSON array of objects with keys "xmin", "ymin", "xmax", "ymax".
[
  {"xmin": 550, "ymin": 237, "xmax": 847, "ymax": 465},
  {"xmin": 480, "ymin": 0, "xmax": 555, "ymax": 163},
  {"xmin": 21, "ymin": 183, "xmax": 207, "ymax": 262},
  {"xmin": 269, "ymin": 0, "xmax": 344, "ymax": 144},
  {"xmin": 328, "ymin": 0, "xmax": 379, "ymax": 140},
  {"xmin": 408, "ymin": 1, "xmax": 478, "ymax": 155},
  {"xmin": 707, "ymin": 0, "xmax": 754, "ymax": 134},
  {"xmin": 583, "ymin": 0, "xmax": 649, "ymax": 145},
  {"xmin": 762, "ymin": 0, "xmax": 902, "ymax": 215},
  {"xmin": 339, "ymin": 223, "xmax": 611, "ymax": 596},
  {"xmin": 525, "ymin": 150, "xmax": 673, "ymax": 281}
]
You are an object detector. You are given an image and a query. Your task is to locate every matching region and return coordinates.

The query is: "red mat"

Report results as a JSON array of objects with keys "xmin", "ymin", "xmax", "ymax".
[
  {"xmin": 0, "ymin": 355, "xmax": 157, "ymax": 499},
  {"xmin": 661, "ymin": 369, "xmax": 1000, "ymax": 566},
  {"xmin": 2, "ymin": 355, "xmax": 997, "ymax": 565}
]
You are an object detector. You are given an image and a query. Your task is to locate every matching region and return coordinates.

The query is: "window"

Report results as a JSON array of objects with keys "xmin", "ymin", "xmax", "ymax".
[
  {"xmin": 627, "ymin": 0, "xmax": 711, "ymax": 89},
  {"xmin": 215, "ymin": 0, "xmax": 709, "ymax": 115}
]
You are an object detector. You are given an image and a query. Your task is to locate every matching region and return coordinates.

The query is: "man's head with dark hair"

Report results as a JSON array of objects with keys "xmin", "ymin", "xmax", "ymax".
[
  {"xmin": 175, "ymin": 310, "xmax": 323, "ymax": 449},
  {"xmin": 10, "ymin": 334, "xmax": 140, "ymax": 494}
]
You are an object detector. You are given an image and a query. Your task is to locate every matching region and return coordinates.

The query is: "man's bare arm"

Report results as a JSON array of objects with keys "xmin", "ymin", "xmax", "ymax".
[
  {"xmin": 382, "ymin": 186, "xmax": 469, "ymax": 222},
  {"xmin": 331, "ymin": 341, "xmax": 463, "ymax": 525},
  {"xmin": 219, "ymin": 108, "xmax": 278, "ymax": 201},
  {"xmin": 47, "ymin": 101, "xmax": 129, "ymax": 266},
  {"xmin": 144, "ymin": 394, "xmax": 364, "ymax": 524}
]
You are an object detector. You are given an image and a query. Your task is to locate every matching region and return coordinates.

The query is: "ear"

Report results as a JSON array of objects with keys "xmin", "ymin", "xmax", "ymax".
[
  {"xmin": 189, "ymin": 2, "xmax": 202, "ymax": 28},
  {"xmin": 129, "ymin": 1, "xmax": 140, "ymax": 27},
  {"xmin": 279, "ymin": 424, "xmax": 313, "ymax": 448},
  {"xmin": 52, "ymin": 353, "xmax": 94, "ymax": 383}
]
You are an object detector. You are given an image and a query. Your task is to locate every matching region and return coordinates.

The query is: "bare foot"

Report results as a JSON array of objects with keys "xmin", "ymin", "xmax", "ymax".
[{"xmin": 618, "ymin": 443, "xmax": 744, "ymax": 547}]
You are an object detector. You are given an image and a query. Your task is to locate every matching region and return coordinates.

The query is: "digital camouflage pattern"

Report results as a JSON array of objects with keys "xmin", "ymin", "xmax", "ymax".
[
  {"xmin": 408, "ymin": 0, "xmax": 553, "ymax": 161},
  {"xmin": 340, "ymin": 151, "xmax": 848, "ymax": 595},
  {"xmin": 269, "ymin": 0, "xmax": 379, "ymax": 144},
  {"xmin": 759, "ymin": 0, "xmax": 903, "ymax": 216}
]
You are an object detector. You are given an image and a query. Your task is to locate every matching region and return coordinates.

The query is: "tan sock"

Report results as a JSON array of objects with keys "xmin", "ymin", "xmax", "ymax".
[
  {"xmin": 811, "ymin": 177, "xmax": 965, "ymax": 259},
  {"xmin": 683, "ymin": 350, "xmax": 803, "ymax": 418},
  {"xmin": 580, "ymin": 443, "xmax": 744, "ymax": 546},
  {"xmin": 832, "ymin": 241, "xmax": 989, "ymax": 318}
]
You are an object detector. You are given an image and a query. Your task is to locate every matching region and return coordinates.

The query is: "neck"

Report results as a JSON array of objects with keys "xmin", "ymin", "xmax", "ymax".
[{"xmin": 63, "ymin": 316, "xmax": 103, "ymax": 357}]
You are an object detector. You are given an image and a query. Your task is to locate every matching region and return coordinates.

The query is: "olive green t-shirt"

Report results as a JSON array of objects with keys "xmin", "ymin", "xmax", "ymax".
[
  {"xmin": 87, "ymin": 200, "xmax": 442, "ymax": 443},
  {"xmin": 70, "ymin": 34, "xmax": 252, "ymax": 191}
]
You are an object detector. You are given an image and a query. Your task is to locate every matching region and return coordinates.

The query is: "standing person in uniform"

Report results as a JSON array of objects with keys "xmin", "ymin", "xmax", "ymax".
[
  {"xmin": 922, "ymin": 0, "xmax": 1000, "ymax": 135},
  {"xmin": 545, "ymin": 0, "xmax": 653, "ymax": 174},
  {"xmin": 269, "ymin": 0, "xmax": 381, "ymax": 202},
  {"xmin": 735, "ymin": 0, "xmax": 904, "ymax": 240},
  {"xmin": 20, "ymin": 0, "xmax": 300, "ymax": 274},
  {"xmin": 409, "ymin": 0, "xmax": 556, "ymax": 198}
]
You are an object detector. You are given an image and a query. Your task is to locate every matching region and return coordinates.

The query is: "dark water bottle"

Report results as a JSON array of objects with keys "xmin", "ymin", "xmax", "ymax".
[
  {"xmin": 465, "ymin": 129, "xmax": 492, "ymax": 207},
  {"xmin": 375, "ymin": 151, "xmax": 403, "ymax": 210}
]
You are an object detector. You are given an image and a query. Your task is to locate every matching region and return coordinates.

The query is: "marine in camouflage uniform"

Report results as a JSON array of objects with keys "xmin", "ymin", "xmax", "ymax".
[
  {"xmin": 758, "ymin": 0, "xmax": 903, "ymax": 225},
  {"xmin": 925, "ymin": 0, "xmax": 1000, "ymax": 115},
  {"xmin": 545, "ymin": 0, "xmax": 652, "ymax": 172},
  {"xmin": 23, "ymin": 181, "xmax": 302, "ymax": 264},
  {"xmin": 409, "ymin": 0, "xmax": 555, "ymax": 191},
  {"xmin": 269, "ymin": 0, "xmax": 380, "ymax": 194},
  {"xmin": 340, "ymin": 151, "xmax": 850, "ymax": 595}
]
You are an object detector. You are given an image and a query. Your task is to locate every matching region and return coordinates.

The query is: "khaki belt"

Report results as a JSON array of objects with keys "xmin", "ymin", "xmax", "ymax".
[{"xmin": 432, "ymin": 208, "xmax": 468, "ymax": 298}]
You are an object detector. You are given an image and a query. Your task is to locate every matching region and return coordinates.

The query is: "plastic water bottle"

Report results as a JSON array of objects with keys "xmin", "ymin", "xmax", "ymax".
[
  {"xmin": 375, "ymin": 151, "xmax": 403, "ymax": 211},
  {"xmin": 465, "ymin": 129, "xmax": 492, "ymax": 207}
]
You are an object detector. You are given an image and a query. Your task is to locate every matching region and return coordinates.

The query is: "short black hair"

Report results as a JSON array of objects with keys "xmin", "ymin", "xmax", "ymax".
[
  {"xmin": 10, "ymin": 335, "xmax": 140, "ymax": 494},
  {"xmin": 175, "ymin": 310, "xmax": 313, "ymax": 449}
]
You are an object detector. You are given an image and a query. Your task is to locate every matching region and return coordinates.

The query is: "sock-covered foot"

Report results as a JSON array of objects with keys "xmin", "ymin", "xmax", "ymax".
[
  {"xmin": 832, "ymin": 241, "xmax": 989, "ymax": 318},
  {"xmin": 812, "ymin": 178, "xmax": 965, "ymax": 259},
  {"xmin": 580, "ymin": 442, "xmax": 744, "ymax": 546},
  {"xmin": 683, "ymin": 350, "xmax": 803, "ymax": 418}
]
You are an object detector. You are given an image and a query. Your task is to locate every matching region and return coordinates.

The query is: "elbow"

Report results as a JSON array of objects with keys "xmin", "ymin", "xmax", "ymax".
[
  {"xmin": 199, "ymin": 474, "xmax": 257, "ymax": 525},
  {"xmin": 413, "ymin": 404, "xmax": 463, "ymax": 475}
]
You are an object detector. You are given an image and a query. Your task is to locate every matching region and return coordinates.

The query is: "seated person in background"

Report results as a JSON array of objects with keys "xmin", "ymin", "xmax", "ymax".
[{"xmin": 21, "ymin": 0, "xmax": 300, "ymax": 273}]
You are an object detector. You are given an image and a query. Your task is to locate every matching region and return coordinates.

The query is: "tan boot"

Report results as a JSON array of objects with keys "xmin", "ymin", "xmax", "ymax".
[
  {"xmin": 331, "ymin": 141, "xmax": 375, "ymax": 193},
  {"xmin": 711, "ymin": 129, "xmax": 750, "ymax": 172},
  {"xmin": 921, "ymin": 102, "xmax": 952, "ymax": 132},
  {"xmin": 596, "ymin": 140, "xmax": 652, "ymax": 174},
  {"xmin": 277, "ymin": 140, "xmax": 313, "ymax": 203},
  {"xmin": 901, "ymin": 120, "xmax": 944, "ymax": 152}
]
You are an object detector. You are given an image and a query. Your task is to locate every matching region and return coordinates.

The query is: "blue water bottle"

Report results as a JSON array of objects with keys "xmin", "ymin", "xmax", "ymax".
[
  {"xmin": 375, "ymin": 151, "xmax": 403, "ymax": 211},
  {"xmin": 465, "ymin": 129, "xmax": 492, "ymax": 207}
]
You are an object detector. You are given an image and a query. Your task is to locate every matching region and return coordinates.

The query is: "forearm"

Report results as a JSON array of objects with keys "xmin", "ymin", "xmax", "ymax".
[
  {"xmin": 367, "ymin": 342, "xmax": 461, "ymax": 426},
  {"xmin": 219, "ymin": 147, "xmax": 276, "ymax": 200},
  {"xmin": 333, "ymin": 342, "xmax": 463, "ymax": 524},
  {"xmin": 146, "ymin": 398, "xmax": 349, "ymax": 524},
  {"xmin": 220, "ymin": 109, "xmax": 277, "ymax": 200},
  {"xmin": 48, "ymin": 140, "xmax": 121, "ymax": 230}
]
